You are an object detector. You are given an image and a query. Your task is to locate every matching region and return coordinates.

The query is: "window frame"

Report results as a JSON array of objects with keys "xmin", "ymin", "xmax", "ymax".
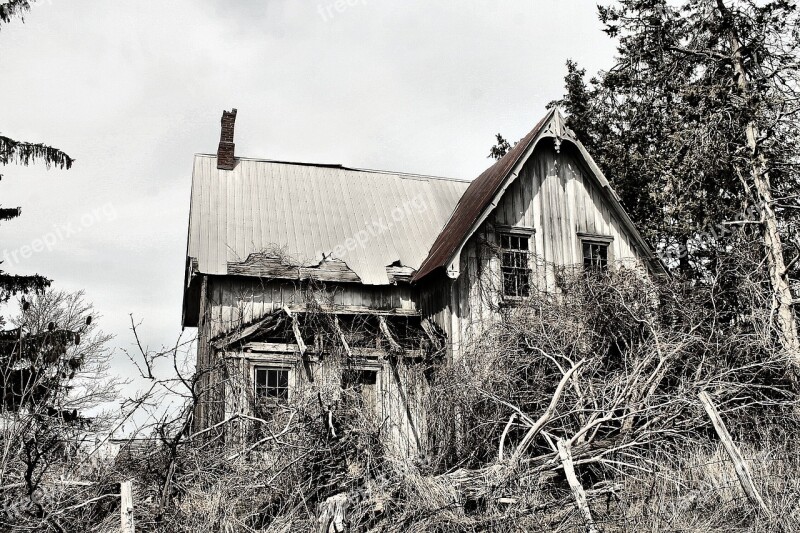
[
  {"xmin": 253, "ymin": 364, "xmax": 292, "ymax": 403},
  {"xmin": 578, "ymin": 233, "xmax": 613, "ymax": 273},
  {"xmin": 496, "ymin": 227, "xmax": 534, "ymax": 299}
]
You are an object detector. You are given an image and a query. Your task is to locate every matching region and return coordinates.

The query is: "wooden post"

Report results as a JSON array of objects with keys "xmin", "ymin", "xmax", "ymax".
[
  {"xmin": 120, "ymin": 480, "xmax": 135, "ymax": 533},
  {"xmin": 557, "ymin": 438, "xmax": 599, "ymax": 533},
  {"xmin": 388, "ymin": 356, "xmax": 423, "ymax": 454},
  {"xmin": 420, "ymin": 318, "xmax": 443, "ymax": 351},
  {"xmin": 378, "ymin": 316, "xmax": 401, "ymax": 352},
  {"xmin": 333, "ymin": 316, "xmax": 352, "ymax": 358},
  {"xmin": 698, "ymin": 391, "xmax": 771, "ymax": 517},
  {"xmin": 318, "ymin": 493, "xmax": 348, "ymax": 533},
  {"xmin": 283, "ymin": 307, "xmax": 307, "ymax": 356}
]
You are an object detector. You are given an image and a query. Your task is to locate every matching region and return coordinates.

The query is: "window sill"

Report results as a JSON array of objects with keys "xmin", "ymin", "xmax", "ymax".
[{"xmin": 499, "ymin": 296, "xmax": 530, "ymax": 307}]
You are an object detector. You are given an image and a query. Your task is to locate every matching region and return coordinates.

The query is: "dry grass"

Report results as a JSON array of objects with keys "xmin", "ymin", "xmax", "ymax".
[{"xmin": 5, "ymin": 266, "xmax": 799, "ymax": 532}]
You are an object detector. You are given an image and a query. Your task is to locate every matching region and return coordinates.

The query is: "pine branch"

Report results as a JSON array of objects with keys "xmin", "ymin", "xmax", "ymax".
[
  {"xmin": 0, "ymin": 135, "xmax": 73, "ymax": 169},
  {"xmin": 0, "ymin": 273, "xmax": 51, "ymax": 302},
  {"xmin": 0, "ymin": 207, "xmax": 21, "ymax": 221},
  {"xmin": 0, "ymin": 0, "xmax": 32, "ymax": 30},
  {"xmin": 668, "ymin": 46, "xmax": 729, "ymax": 62}
]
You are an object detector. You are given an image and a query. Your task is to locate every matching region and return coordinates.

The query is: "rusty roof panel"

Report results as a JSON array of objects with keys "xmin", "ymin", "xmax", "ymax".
[{"xmin": 413, "ymin": 110, "xmax": 553, "ymax": 281}]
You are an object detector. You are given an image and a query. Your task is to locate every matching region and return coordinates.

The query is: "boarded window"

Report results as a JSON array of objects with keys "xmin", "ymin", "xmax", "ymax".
[
  {"xmin": 342, "ymin": 369, "xmax": 379, "ymax": 416},
  {"xmin": 582, "ymin": 241, "xmax": 609, "ymax": 272},
  {"xmin": 499, "ymin": 233, "xmax": 531, "ymax": 298},
  {"xmin": 254, "ymin": 366, "xmax": 290, "ymax": 401}
]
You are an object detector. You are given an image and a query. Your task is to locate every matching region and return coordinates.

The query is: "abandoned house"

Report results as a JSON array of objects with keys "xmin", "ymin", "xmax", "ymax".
[{"xmin": 181, "ymin": 108, "xmax": 665, "ymax": 456}]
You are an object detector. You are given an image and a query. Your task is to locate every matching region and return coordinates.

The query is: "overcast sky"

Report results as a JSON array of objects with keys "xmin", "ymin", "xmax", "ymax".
[{"xmin": 0, "ymin": 0, "xmax": 617, "ymax": 411}]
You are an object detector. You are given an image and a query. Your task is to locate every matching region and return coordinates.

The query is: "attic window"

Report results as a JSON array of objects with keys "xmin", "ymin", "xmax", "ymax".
[
  {"xmin": 580, "ymin": 237, "xmax": 611, "ymax": 272},
  {"xmin": 254, "ymin": 366, "xmax": 290, "ymax": 401},
  {"xmin": 499, "ymin": 232, "xmax": 531, "ymax": 298}
]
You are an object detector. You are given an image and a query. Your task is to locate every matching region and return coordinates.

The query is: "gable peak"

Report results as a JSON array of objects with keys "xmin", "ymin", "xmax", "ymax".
[{"xmin": 543, "ymin": 108, "xmax": 576, "ymax": 153}]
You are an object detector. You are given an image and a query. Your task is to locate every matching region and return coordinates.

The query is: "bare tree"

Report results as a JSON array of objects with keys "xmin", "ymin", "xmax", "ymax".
[{"xmin": 0, "ymin": 290, "xmax": 118, "ymax": 530}]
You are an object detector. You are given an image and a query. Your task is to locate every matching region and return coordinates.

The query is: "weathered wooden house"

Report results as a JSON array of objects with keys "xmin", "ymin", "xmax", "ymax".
[{"xmin": 182, "ymin": 108, "xmax": 664, "ymax": 456}]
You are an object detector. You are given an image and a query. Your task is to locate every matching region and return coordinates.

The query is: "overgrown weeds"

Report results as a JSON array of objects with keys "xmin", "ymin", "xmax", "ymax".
[{"xmin": 4, "ymin": 267, "xmax": 799, "ymax": 532}]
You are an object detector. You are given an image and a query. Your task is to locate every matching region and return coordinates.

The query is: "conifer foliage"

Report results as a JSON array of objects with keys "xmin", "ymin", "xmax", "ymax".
[
  {"xmin": 553, "ymin": 0, "xmax": 800, "ymax": 368},
  {"xmin": 0, "ymin": 0, "xmax": 74, "ymax": 304}
]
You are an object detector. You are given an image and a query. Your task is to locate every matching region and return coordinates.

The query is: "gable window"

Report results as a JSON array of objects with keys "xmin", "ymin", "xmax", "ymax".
[
  {"xmin": 254, "ymin": 366, "xmax": 290, "ymax": 401},
  {"xmin": 499, "ymin": 232, "xmax": 531, "ymax": 298},
  {"xmin": 580, "ymin": 237, "xmax": 611, "ymax": 273}
]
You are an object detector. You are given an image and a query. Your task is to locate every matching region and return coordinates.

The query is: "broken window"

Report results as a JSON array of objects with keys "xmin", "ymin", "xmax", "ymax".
[
  {"xmin": 582, "ymin": 240, "xmax": 609, "ymax": 272},
  {"xmin": 254, "ymin": 366, "xmax": 290, "ymax": 401},
  {"xmin": 499, "ymin": 232, "xmax": 531, "ymax": 298}
]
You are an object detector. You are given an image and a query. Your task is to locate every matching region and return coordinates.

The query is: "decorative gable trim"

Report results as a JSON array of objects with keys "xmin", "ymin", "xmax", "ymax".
[
  {"xmin": 441, "ymin": 109, "xmax": 565, "ymax": 279},
  {"xmin": 541, "ymin": 108, "xmax": 577, "ymax": 153}
]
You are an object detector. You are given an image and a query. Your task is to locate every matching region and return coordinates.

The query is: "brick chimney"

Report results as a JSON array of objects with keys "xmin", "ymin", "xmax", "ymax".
[{"xmin": 216, "ymin": 108, "xmax": 237, "ymax": 170}]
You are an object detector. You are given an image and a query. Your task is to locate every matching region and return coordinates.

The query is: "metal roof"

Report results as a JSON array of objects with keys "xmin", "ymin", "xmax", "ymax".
[{"xmin": 186, "ymin": 155, "xmax": 470, "ymax": 285}]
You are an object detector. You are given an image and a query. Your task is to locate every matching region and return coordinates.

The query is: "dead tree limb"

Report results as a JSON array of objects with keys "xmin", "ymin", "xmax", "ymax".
[
  {"xmin": 498, "ymin": 413, "xmax": 517, "ymax": 461},
  {"xmin": 557, "ymin": 438, "xmax": 599, "ymax": 533},
  {"xmin": 511, "ymin": 359, "xmax": 585, "ymax": 463},
  {"xmin": 715, "ymin": 0, "xmax": 800, "ymax": 370},
  {"xmin": 698, "ymin": 391, "xmax": 772, "ymax": 517},
  {"xmin": 226, "ymin": 411, "xmax": 296, "ymax": 461}
]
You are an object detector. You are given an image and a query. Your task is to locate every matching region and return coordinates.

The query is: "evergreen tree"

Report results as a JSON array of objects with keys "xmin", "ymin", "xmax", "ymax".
[
  {"xmin": 0, "ymin": 0, "xmax": 73, "ymax": 304},
  {"xmin": 554, "ymin": 0, "xmax": 800, "ymax": 369},
  {"xmin": 0, "ymin": 0, "xmax": 31, "ymax": 27}
]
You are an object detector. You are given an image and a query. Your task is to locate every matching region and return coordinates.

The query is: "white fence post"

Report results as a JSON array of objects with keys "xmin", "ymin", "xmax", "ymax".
[{"xmin": 120, "ymin": 480, "xmax": 135, "ymax": 533}]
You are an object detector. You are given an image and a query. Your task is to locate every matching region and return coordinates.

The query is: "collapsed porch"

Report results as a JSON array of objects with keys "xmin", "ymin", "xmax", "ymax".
[{"xmin": 196, "ymin": 304, "xmax": 445, "ymax": 458}]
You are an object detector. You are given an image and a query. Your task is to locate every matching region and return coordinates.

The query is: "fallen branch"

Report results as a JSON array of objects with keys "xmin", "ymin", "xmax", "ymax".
[
  {"xmin": 226, "ymin": 412, "xmax": 297, "ymax": 461},
  {"xmin": 511, "ymin": 359, "xmax": 585, "ymax": 463},
  {"xmin": 498, "ymin": 413, "xmax": 517, "ymax": 461},
  {"xmin": 698, "ymin": 391, "xmax": 772, "ymax": 517},
  {"xmin": 557, "ymin": 438, "xmax": 599, "ymax": 533}
]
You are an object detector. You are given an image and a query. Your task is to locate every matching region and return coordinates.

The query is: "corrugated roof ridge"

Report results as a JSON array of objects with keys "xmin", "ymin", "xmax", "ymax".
[{"xmin": 193, "ymin": 153, "xmax": 470, "ymax": 183}]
